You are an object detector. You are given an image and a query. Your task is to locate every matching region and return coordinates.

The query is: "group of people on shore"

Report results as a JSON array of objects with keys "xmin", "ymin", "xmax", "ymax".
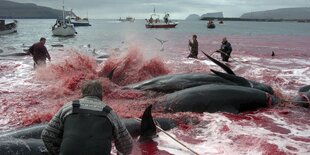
[
  {"xmin": 28, "ymin": 34, "xmax": 232, "ymax": 71},
  {"xmin": 187, "ymin": 35, "xmax": 233, "ymax": 62}
]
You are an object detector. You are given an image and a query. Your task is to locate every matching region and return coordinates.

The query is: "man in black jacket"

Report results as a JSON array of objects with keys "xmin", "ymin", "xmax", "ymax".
[
  {"xmin": 187, "ymin": 34, "xmax": 199, "ymax": 59},
  {"xmin": 217, "ymin": 37, "xmax": 232, "ymax": 62}
]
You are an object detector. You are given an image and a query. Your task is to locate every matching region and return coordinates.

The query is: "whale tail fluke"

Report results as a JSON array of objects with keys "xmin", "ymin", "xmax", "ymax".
[{"xmin": 139, "ymin": 105, "xmax": 157, "ymax": 141}]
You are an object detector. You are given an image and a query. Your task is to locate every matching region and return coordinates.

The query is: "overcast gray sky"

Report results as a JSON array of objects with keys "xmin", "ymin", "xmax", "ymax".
[{"xmin": 9, "ymin": 0, "xmax": 310, "ymax": 19}]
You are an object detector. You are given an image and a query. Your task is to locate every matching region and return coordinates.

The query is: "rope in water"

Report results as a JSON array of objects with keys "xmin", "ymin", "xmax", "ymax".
[
  {"xmin": 135, "ymin": 118, "xmax": 200, "ymax": 155},
  {"xmin": 203, "ymin": 50, "xmax": 243, "ymax": 64}
]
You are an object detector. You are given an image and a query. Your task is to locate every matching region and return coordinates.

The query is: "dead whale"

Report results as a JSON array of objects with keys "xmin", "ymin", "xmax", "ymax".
[
  {"xmin": 154, "ymin": 84, "xmax": 278, "ymax": 114},
  {"xmin": 0, "ymin": 105, "xmax": 176, "ymax": 155}
]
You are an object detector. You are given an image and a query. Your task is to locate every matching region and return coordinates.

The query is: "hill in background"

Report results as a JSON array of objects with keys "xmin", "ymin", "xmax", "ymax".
[
  {"xmin": 185, "ymin": 12, "xmax": 223, "ymax": 20},
  {"xmin": 241, "ymin": 7, "xmax": 310, "ymax": 20},
  {"xmin": 0, "ymin": 0, "xmax": 72, "ymax": 19}
]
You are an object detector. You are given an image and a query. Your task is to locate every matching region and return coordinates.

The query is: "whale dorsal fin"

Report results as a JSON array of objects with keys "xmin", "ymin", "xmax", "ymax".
[
  {"xmin": 211, "ymin": 69, "xmax": 252, "ymax": 87},
  {"xmin": 107, "ymin": 67, "xmax": 117, "ymax": 80},
  {"xmin": 139, "ymin": 104, "xmax": 157, "ymax": 141},
  {"xmin": 201, "ymin": 51, "xmax": 235, "ymax": 75}
]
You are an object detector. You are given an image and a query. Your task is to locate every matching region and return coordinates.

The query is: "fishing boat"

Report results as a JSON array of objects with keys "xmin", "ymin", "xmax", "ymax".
[
  {"xmin": 68, "ymin": 10, "xmax": 91, "ymax": 26},
  {"xmin": 52, "ymin": 0, "xmax": 77, "ymax": 36},
  {"xmin": 118, "ymin": 17, "xmax": 135, "ymax": 22},
  {"xmin": 207, "ymin": 20, "xmax": 216, "ymax": 29},
  {"xmin": 0, "ymin": 20, "xmax": 17, "ymax": 35},
  {"xmin": 145, "ymin": 9, "xmax": 178, "ymax": 28}
]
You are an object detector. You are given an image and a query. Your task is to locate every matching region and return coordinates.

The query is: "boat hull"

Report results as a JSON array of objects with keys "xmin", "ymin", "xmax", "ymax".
[
  {"xmin": 0, "ymin": 28, "xmax": 17, "ymax": 35},
  {"xmin": 52, "ymin": 24, "xmax": 76, "ymax": 36},
  {"xmin": 71, "ymin": 20, "xmax": 91, "ymax": 26},
  {"xmin": 0, "ymin": 20, "xmax": 17, "ymax": 35},
  {"xmin": 207, "ymin": 24, "xmax": 216, "ymax": 29},
  {"xmin": 72, "ymin": 22, "xmax": 91, "ymax": 26},
  {"xmin": 145, "ymin": 23, "xmax": 177, "ymax": 28}
]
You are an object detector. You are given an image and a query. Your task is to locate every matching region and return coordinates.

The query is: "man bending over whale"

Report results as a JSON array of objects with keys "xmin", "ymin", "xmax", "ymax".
[
  {"xmin": 216, "ymin": 37, "xmax": 232, "ymax": 62},
  {"xmin": 41, "ymin": 80, "xmax": 133, "ymax": 155}
]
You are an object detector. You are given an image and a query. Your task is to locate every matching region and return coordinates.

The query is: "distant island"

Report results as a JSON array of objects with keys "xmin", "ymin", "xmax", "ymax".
[
  {"xmin": 0, "ymin": 0, "xmax": 72, "ymax": 19},
  {"xmin": 185, "ymin": 14, "xmax": 201, "ymax": 20},
  {"xmin": 188, "ymin": 7, "xmax": 310, "ymax": 22},
  {"xmin": 201, "ymin": 12, "xmax": 223, "ymax": 19},
  {"xmin": 240, "ymin": 7, "xmax": 310, "ymax": 20},
  {"xmin": 185, "ymin": 12, "xmax": 223, "ymax": 20}
]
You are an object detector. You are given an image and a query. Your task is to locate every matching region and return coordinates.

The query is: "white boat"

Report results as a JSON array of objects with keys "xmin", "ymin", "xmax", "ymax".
[
  {"xmin": 0, "ymin": 20, "xmax": 18, "ymax": 35},
  {"xmin": 51, "ymin": 0, "xmax": 76, "ymax": 36},
  {"xmin": 52, "ymin": 19, "xmax": 76, "ymax": 36}
]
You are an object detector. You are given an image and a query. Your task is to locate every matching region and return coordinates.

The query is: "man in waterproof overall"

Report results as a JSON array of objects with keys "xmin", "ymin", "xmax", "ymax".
[
  {"xmin": 41, "ymin": 80, "xmax": 133, "ymax": 155},
  {"xmin": 217, "ymin": 37, "xmax": 232, "ymax": 62},
  {"xmin": 187, "ymin": 34, "xmax": 199, "ymax": 59}
]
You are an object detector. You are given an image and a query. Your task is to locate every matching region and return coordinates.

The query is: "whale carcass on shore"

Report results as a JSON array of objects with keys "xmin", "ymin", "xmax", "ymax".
[
  {"xmin": 123, "ymin": 52, "xmax": 274, "ymax": 95},
  {"xmin": 293, "ymin": 85, "xmax": 310, "ymax": 108},
  {"xmin": 0, "ymin": 105, "xmax": 176, "ymax": 155},
  {"xmin": 154, "ymin": 84, "xmax": 278, "ymax": 114}
]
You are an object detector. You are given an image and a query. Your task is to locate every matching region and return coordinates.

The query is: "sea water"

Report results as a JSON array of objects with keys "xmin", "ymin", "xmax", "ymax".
[{"xmin": 0, "ymin": 19, "xmax": 310, "ymax": 154}]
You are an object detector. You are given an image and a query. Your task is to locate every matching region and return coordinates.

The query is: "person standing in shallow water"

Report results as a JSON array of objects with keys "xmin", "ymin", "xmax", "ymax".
[
  {"xmin": 41, "ymin": 80, "xmax": 133, "ymax": 155},
  {"xmin": 28, "ymin": 37, "xmax": 51, "ymax": 69},
  {"xmin": 187, "ymin": 34, "xmax": 199, "ymax": 59},
  {"xmin": 217, "ymin": 37, "xmax": 232, "ymax": 62}
]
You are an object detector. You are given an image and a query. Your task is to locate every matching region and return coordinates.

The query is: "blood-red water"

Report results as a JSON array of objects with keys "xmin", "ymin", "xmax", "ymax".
[
  {"xmin": 98, "ymin": 47, "xmax": 170, "ymax": 86},
  {"xmin": 1, "ymin": 35, "xmax": 310, "ymax": 154}
]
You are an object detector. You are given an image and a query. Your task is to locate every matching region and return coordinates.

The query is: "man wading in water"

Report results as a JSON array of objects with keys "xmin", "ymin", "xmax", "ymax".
[
  {"xmin": 187, "ymin": 34, "xmax": 199, "ymax": 59},
  {"xmin": 28, "ymin": 37, "xmax": 51, "ymax": 69},
  {"xmin": 216, "ymin": 37, "xmax": 232, "ymax": 62}
]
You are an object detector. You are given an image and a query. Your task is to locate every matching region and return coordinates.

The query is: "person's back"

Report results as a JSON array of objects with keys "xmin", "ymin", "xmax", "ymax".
[
  {"xmin": 29, "ymin": 42, "xmax": 48, "ymax": 61},
  {"xmin": 60, "ymin": 100, "xmax": 113, "ymax": 155},
  {"xmin": 41, "ymin": 80, "xmax": 133, "ymax": 155}
]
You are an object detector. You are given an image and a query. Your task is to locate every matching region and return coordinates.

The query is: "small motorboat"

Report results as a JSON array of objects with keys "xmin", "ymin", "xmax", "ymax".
[
  {"xmin": 219, "ymin": 20, "xmax": 224, "ymax": 24},
  {"xmin": 0, "ymin": 20, "xmax": 18, "ymax": 35},
  {"xmin": 207, "ymin": 20, "xmax": 216, "ymax": 29}
]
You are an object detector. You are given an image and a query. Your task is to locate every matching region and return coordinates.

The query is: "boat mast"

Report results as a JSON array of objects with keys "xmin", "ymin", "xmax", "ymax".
[{"xmin": 62, "ymin": 0, "xmax": 65, "ymax": 24}]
